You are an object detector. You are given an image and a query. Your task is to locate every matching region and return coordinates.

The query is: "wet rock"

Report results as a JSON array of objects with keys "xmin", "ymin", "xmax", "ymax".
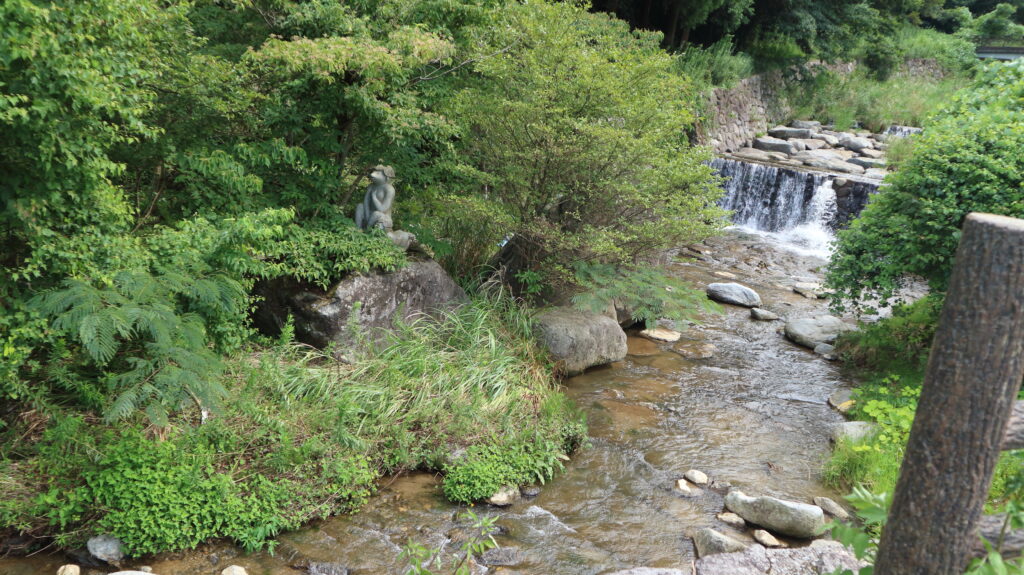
[
  {"xmin": 303, "ymin": 562, "xmax": 350, "ymax": 575},
  {"xmin": 813, "ymin": 343, "xmax": 837, "ymax": 360},
  {"xmin": 831, "ymin": 421, "xmax": 879, "ymax": 444},
  {"xmin": 706, "ymin": 283, "xmax": 762, "ymax": 308},
  {"xmin": 695, "ymin": 543, "xmax": 864, "ymax": 575},
  {"xmin": 487, "ymin": 485, "xmax": 521, "ymax": 506},
  {"xmin": 784, "ymin": 316, "xmax": 854, "ymax": 349},
  {"xmin": 640, "ymin": 327, "xmax": 681, "ymax": 343},
  {"xmin": 692, "ymin": 528, "xmax": 749, "ymax": 557},
  {"xmin": 753, "ymin": 529, "xmax": 784, "ymax": 548},
  {"xmin": 673, "ymin": 341, "xmax": 717, "ymax": 360},
  {"xmin": 839, "ymin": 135, "xmax": 873, "ymax": 152},
  {"xmin": 814, "ymin": 497, "xmax": 851, "ymax": 521},
  {"xmin": 791, "ymin": 282, "xmax": 821, "ymax": 299},
  {"xmin": 57, "ymin": 567, "xmax": 80, "ymax": 575},
  {"xmin": 828, "ymin": 389, "xmax": 855, "ymax": 413},
  {"xmin": 675, "ymin": 478, "xmax": 702, "ymax": 497},
  {"xmin": 684, "ymin": 469, "xmax": 709, "ymax": 485},
  {"xmin": 791, "ymin": 138, "xmax": 828, "ymax": 151},
  {"xmin": 710, "ymin": 479, "xmax": 733, "ymax": 491},
  {"xmin": 87, "ymin": 535, "xmax": 123, "ymax": 564},
  {"xmin": 753, "ymin": 136, "xmax": 797, "ymax": 155},
  {"xmin": 520, "ymin": 485, "xmax": 542, "ymax": 497},
  {"xmin": 222, "ymin": 567, "xmax": 248, "ymax": 575},
  {"xmin": 534, "ymin": 307, "xmax": 627, "ymax": 375},
  {"xmin": 717, "ymin": 512, "xmax": 746, "ymax": 528},
  {"xmin": 768, "ymin": 126, "xmax": 813, "ymax": 140},
  {"xmin": 479, "ymin": 547, "xmax": 524, "ymax": 566},
  {"xmin": 811, "ymin": 132, "xmax": 839, "ymax": 146},
  {"xmin": 750, "ymin": 308, "xmax": 779, "ymax": 321},
  {"xmin": 724, "ymin": 490, "xmax": 826, "ymax": 538}
]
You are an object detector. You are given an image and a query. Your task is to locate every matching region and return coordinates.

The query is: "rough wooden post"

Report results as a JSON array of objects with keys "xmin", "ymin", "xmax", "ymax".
[{"xmin": 874, "ymin": 213, "xmax": 1024, "ymax": 575}]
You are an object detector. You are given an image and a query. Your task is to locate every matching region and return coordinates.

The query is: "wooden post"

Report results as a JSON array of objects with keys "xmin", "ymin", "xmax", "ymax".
[{"xmin": 874, "ymin": 213, "xmax": 1024, "ymax": 575}]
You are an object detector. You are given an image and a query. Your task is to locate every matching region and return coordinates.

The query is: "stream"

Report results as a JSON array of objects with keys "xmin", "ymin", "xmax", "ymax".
[{"xmin": 1, "ymin": 159, "xmax": 866, "ymax": 575}]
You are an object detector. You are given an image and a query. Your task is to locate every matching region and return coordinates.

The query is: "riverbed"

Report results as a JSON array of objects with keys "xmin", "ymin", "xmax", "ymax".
[{"xmin": 0, "ymin": 229, "xmax": 860, "ymax": 575}]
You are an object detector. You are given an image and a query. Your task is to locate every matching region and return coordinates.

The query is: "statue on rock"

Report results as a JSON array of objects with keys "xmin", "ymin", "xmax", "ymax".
[
  {"xmin": 355, "ymin": 165, "xmax": 396, "ymax": 232},
  {"xmin": 353, "ymin": 164, "xmax": 427, "ymax": 254}
]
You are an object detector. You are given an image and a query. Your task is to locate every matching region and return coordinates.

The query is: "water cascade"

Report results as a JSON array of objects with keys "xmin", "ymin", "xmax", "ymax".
[{"xmin": 712, "ymin": 157, "xmax": 879, "ymax": 258}]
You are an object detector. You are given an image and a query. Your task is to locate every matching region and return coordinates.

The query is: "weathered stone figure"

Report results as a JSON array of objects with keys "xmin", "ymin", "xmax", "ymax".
[{"xmin": 355, "ymin": 165, "xmax": 395, "ymax": 231}]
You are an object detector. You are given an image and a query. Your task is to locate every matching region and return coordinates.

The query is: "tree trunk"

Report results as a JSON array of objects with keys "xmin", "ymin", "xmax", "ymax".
[
  {"xmin": 874, "ymin": 213, "xmax": 1024, "ymax": 575},
  {"xmin": 666, "ymin": 2, "xmax": 681, "ymax": 47}
]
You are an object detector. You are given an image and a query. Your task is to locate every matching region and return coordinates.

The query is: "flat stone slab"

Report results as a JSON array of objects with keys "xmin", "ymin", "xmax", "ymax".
[{"xmin": 696, "ymin": 543, "xmax": 864, "ymax": 575}]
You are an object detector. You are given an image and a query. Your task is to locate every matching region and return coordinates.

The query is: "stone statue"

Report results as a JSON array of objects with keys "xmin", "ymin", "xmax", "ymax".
[{"xmin": 355, "ymin": 165, "xmax": 396, "ymax": 232}]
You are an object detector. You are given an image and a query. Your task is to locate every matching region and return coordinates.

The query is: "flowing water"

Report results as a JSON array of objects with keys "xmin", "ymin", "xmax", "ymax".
[{"xmin": 2, "ymin": 160, "xmax": 867, "ymax": 575}]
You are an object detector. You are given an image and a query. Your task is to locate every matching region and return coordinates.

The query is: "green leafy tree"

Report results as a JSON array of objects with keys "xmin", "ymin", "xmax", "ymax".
[
  {"xmin": 827, "ymin": 60, "xmax": 1024, "ymax": 311},
  {"xmin": 445, "ymin": 1, "xmax": 725, "ymax": 288}
]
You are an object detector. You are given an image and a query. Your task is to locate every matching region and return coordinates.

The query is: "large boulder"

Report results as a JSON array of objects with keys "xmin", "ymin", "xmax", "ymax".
[
  {"xmin": 724, "ymin": 490, "xmax": 826, "ymax": 538},
  {"xmin": 86, "ymin": 535, "xmax": 123, "ymax": 564},
  {"xmin": 261, "ymin": 260, "xmax": 467, "ymax": 349},
  {"xmin": 692, "ymin": 528, "xmax": 749, "ymax": 557},
  {"xmin": 534, "ymin": 307, "xmax": 627, "ymax": 375},
  {"xmin": 838, "ymin": 135, "xmax": 874, "ymax": 153},
  {"xmin": 695, "ymin": 542, "xmax": 863, "ymax": 575},
  {"xmin": 752, "ymin": 136, "xmax": 797, "ymax": 155},
  {"xmin": 768, "ymin": 126, "xmax": 814, "ymax": 140},
  {"xmin": 784, "ymin": 316, "xmax": 854, "ymax": 349},
  {"xmin": 707, "ymin": 283, "xmax": 762, "ymax": 308}
]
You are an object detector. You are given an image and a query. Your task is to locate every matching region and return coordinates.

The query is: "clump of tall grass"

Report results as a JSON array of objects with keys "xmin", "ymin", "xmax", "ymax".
[{"xmin": 677, "ymin": 36, "xmax": 755, "ymax": 89}]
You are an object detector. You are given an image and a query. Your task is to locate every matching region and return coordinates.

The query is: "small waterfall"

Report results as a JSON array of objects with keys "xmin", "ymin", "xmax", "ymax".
[
  {"xmin": 884, "ymin": 125, "xmax": 922, "ymax": 138},
  {"xmin": 712, "ymin": 157, "xmax": 875, "ymax": 259}
]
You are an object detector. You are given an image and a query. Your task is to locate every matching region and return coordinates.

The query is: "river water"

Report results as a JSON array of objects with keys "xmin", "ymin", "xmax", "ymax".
[{"xmin": 1, "ymin": 225, "xmax": 860, "ymax": 575}]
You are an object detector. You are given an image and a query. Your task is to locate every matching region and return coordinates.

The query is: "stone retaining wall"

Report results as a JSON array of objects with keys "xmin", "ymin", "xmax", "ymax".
[{"xmin": 701, "ymin": 60, "xmax": 941, "ymax": 153}]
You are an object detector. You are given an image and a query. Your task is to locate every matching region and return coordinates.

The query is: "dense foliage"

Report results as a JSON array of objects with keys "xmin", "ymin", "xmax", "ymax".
[{"xmin": 827, "ymin": 59, "xmax": 1024, "ymax": 310}]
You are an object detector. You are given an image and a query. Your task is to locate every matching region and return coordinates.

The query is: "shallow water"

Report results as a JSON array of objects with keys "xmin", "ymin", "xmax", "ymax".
[{"xmin": 1, "ymin": 231, "xmax": 858, "ymax": 575}]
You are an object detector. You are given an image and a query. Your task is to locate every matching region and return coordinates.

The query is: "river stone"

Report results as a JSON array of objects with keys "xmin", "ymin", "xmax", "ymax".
[
  {"xmin": 692, "ymin": 528, "xmax": 749, "ymax": 557},
  {"xmin": 828, "ymin": 389, "xmax": 855, "ymax": 413},
  {"xmin": 793, "ymin": 152, "xmax": 866, "ymax": 175},
  {"xmin": 732, "ymin": 148, "xmax": 790, "ymax": 163},
  {"xmin": 306, "ymin": 563, "xmax": 350, "ymax": 575},
  {"xmin": 849, "ymin": 157, "xmax": 886, "ymax": 170},
  {"xmin": 784, "ymin": 316, "xmax": 853, "ymax": 349},
  {"xmin": 864, "ymin": 168, "xmax": 889, "ymax": 180},
  {"xmin": 717, "ymin": 512, "xmax": 746, "ymax": 528},
  {"xmin": 792, "ymin": 282, "xmax": 821, "ymax": 298},
  {"xmin": 673, "ymin": 341, "xmax": 716, "ymax": 359},
  {"xmin": 813, "ymin": 343, "xmax": 836, "ymax": 360},
  {"xmin": 57, "ymin": 567, "xmax": 80, "ymax": 575},
  {"xmin": 487, "ymin": 485, "xmax": 521, "ymax": 506},
  {"xmin": 791, "ymin": 120, "xmax": 822, "ymax": 130},
  {"xmin": 831, "ymin": 421, "xmax": 879, "ymax": 444},
  {"xmin": 753, "ymin": 529, "xmax": 784, "ymax": 548},
  {"xmin": 810, "ymin": 132, "xmax": 839, "ymax": 146},
  {"xmin": 87, "ymin": 535, "xmax": 123, "ymax": 564},
  {"xmin": 768, "ymin": 126, "xmax": 813, "ymax": 140},
  {"xmin": 534, "ymin": 307, "xmax": 627, "ymax": 375},
  {"xmin": 707, "ymin": 283, "xmax": 761, "ymax": 307},
  {"xmin": 791, "ymin": 138, "xmax": 828, "ymax": 151},
  {"xmin": 684, "ymin": 469, "xmax": 709, "ymax": 485},
  {"xmin": 813, "ymin": 496, "xmax": 851, "ymax": 521},
  {"xmin": 695, "ymin": 543, "xmax": 864, "ymax": 575},
  {"xmin": 753, "ymin": 136, "xmax": 797, "ymax": 155},
  {"xmin": 838, "ymin": 135, "xmax": 873, "ymax": 152},
  {"xmin": 724, "ymin": 490, "xmax": 826, "ymax": 538},
  {"xmin": 675, "ymin": 478, "xmax": 702, "ymax": 497},
  {"xmin": 478, "ymin": 547, "xmax": 524, "ymax": 566},
  {"xmin": 278, "ymin": 260, "xmax": 467, "ymax": 349},
  {"xmin": 860, "ymin": 148, "xmax": 886, "ymax": 159},
  {"xmin": 520, "ymin": 485, "xmax": 542, "ymax": 497},
  {"xmin": 640, "ymin": 327, "xmax": 681, "ymax": 342},
  {"xmin": 222, "ymin": 568, "xmax": 248, "ymax": 575},
  {"xmin": 750, "ymin": 308, "xmax": 780, "ymax": 321}
]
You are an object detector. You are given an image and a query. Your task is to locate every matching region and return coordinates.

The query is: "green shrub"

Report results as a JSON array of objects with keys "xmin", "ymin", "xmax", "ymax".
[
  {"xmin": 677, "ymin": 36, "xmax": 754, "ymax": 89},
  {"xmin": 442, "ymin": 434, "xmax": 566, "ymax": 504},
  {"xmin": 861, "ymin": 34, "xmax": 905, "ymax": 80},
  {"xmin": 827, "ymin": 60, "xmax": 1024, "ymax": 308},
  {"xmin": 835, "ymin": 296, "xmax": 942, "ymax": 370}
]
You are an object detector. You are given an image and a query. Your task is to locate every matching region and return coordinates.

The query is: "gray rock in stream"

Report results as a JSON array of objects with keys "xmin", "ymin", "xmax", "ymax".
[
  {"xmin": 87, "ymin": 535, "xmax": 124, "ymax": 564},
  {"xmin": 849, "ymin": 157, "xmax": 886, "ymax": 170},
  {"xmin": 784, "ymin": 316, "xmax": 854, "ymax": 349},
  {"xmin": 753, "ymin": 136, "xmax": 797, "ymax": 155},
  {"xmin": 838, "ymin": 135, "xmax": 874, "ymax": 152},
  {"xmin": 707, "ymin": 283, "xmax": 762, "ymax": 308},
  {"xmin": 534, "ymin": 307, "xmax": 627, "ymax": 375},
  {"xmin": 814, "ymin": 496, "xmax": 851, "ymax": 521},
  {"xmin": 750, "ymin": 308, "xmax": 780, "ymax": 321},
  {"xmin": 768, "ymin": 126, "xmax": 814, "ymax": 140},
  {"xmin": 724, "ymin": 491, "xmax": 826, "ymax": 538},
  {"xmin": 692, "ymin": 528, "xmax": 749, "ymax": 557},
  {"xmin": 695, "ymin": 543, "xmax": 864, "ymax": 575}
]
